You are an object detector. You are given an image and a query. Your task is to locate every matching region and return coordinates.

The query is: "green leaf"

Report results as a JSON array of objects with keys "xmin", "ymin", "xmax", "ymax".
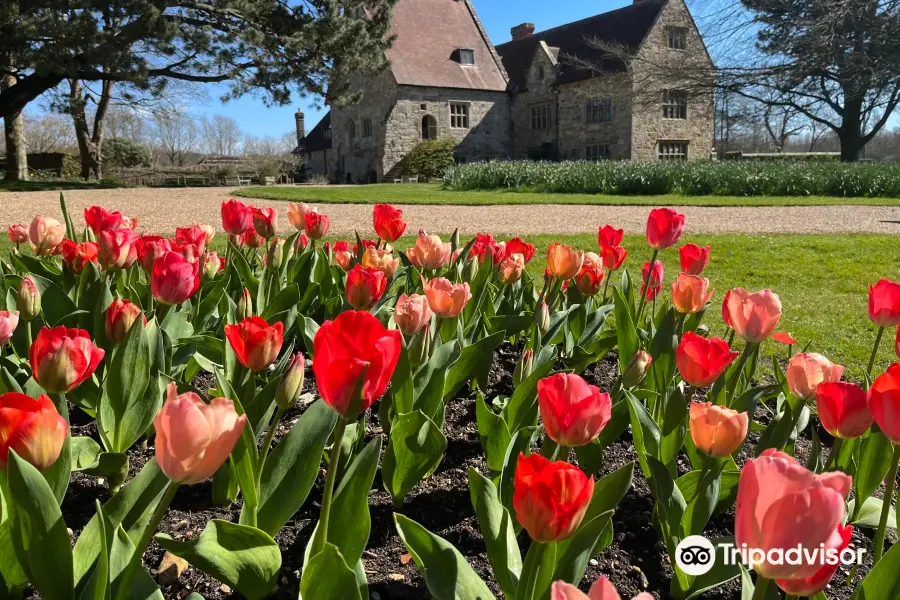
[
  {"xmin": 499, "ymin": 426, "xmax": 540, "ymax": 523},
  {"xmin": 624, "ymin": 390, "xmax": 661, "ymax": 478},
  {"xmin": 98, "ymin": 317, "xmax": 151, "ymax": 453},
  {"xmin": 255, "ymin": 400, "xmax": 336, "ymax": 535},
  {"xmin": 215, "ymin": 370, "xmax": 258, "ymax": 512},
  {"xmin": 156, "ymin": 520, "xmax": 280, "ymax": 600},
  {"xmin": 394, "ymin": 514, "xmax": 494, "ymax": 600},
  {"xmin": 77, "ymin": 502, "xmax": 108, "ymax": 600},
  {"xmin": 469, "ymin": 468, "xmax": 522, "ymax": 597},
  {"xmin": 0, "ymin": 521, "xmax": 28, "ymax": 592},
  {"xmin": 382, "ymin": 410, "xmax": 448, "ymax": 504},
  {"xmin": 6, "ymin": 451, "xmax": 75, "ymax": 600},
  {"xmin": 849, "ymin": 538, "xmax": 900, "ymax": 599},
  {"xmin": 854, "ymin": 431, "xmax": 894, "ymax": 519},
  {"xmin": 227, "ymin": 240, "xmax": 259, "ymax": 297},
  {"xmin": 260, "ymin": 284, "xmax": 299, "ymax": 323},
  {"xmin": 613, "ymin": 286, "xmax": 639, "ymax": 375},
  {"xmin": 516, "ymin": 541, "xmax": 557, "ymax": 600},
  {"xmin": 299, "ymin": 543, "xmax": 361, "ymax": 600},
  {"xmin": 503, "ymin": 346, "xmax": 557, "ymax": 433},
  {"xmin": 476, "ymin": 391, "xmax": 512, "ymax": 475},
  {"xmin": 59, "ymin": 192, "xmax": 77, "ymax": 241},
  {"xmin": 849, "ymin": 495, "xmax": 897, "ymax": 529},
  {"xmin": 444, "ymin": 331, "xmax": 505, "ymax": 399},
  {"xmin": 684, "ymin": 536, "xmax": 741, "ymax": 600},
  {"xmin": 70, "ymin": 436, "xmax": 102, "ymax": 471},
  {"xmin": 413, "ymin": 340, "xmax": 458, "ymax": 420},
  {"xmin": 681, "ymin": 461, "xmax": 726, "ymax": 537},
  {"xmin": 551, "ymin": 510, "xmax": 614, "ymax": 586}
]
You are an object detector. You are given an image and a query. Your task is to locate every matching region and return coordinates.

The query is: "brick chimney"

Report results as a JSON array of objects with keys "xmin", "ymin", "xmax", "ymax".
[
  {"xmin": 510, "ymin": 23, "xmax": 535, "ymax": 41},
  {"xmin": 294, "ymin": 110, "xmax": 305, "ymax": 147}
]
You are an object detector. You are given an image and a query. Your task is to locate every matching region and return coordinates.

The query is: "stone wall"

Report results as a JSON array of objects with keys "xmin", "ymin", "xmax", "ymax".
[
  {"xmin": 304, "ymin": 149, "xmax": 332, "ymax": 180},
  {"xmin": 630, "ymin": 0, "xmax": 715, "ymax": 161},
  {"xmin": 510, "ymin": 45, "xmax": 559, "ymax": 159},
  {"xmin": 556, "ymin": 74, "xmax": 634, "ymax": 160}
]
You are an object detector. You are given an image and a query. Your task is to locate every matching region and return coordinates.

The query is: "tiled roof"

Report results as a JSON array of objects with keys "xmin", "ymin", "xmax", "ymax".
[
  {"xmin": 294, "ymin": 112, "xmax": 332, "ymax": 154},
  {"xmin": 495, "ymin": 0, "xmax": 667, "ymax": 92},
  {"xmin": 385, "ymin": 0, "xmax": 508, "ymax": 91}
]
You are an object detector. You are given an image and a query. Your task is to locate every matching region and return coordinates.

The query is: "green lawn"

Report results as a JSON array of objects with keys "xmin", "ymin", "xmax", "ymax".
[
  {"xmin": 1, "ymin": 232, "xmax": 893, "ymax": 378},
  {"xmin": 235, "ymin": 183, "xmax": 900, "ymax": 207}
]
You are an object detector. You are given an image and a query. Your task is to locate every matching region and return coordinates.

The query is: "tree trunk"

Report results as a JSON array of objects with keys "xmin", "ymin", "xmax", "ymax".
[
  {"xmin": 68, "ymin": 78, "xmax": 112, "ymax": 180},
  {"xmin": 1, "ymin": 62, "xmax": 29, "ymax": 181},
  {"xmin": 839, "ymin": 95, "xmax": 864, "ymax": 162}
]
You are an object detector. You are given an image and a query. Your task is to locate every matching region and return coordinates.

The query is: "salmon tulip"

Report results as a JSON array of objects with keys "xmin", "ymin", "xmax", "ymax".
[
  {"xmin": 84, "ymin": 206, "xmax": 123, "ymax": 235},
  {"xmin": 775, "ymin": 525, "xmax": 853, "ymax": 597},
  {"xmin": 724, "ymin": 288, "xmax": 782, "ymax": 343},
  {"xmin": 575, "ymin": 263, "xmax": 605, "ymax": 296},
  {"xmin": 537, "ymin": 373, "xmax": 612, "ymax": 447},
  {"xmin": 546, "ymin": 243, "xmax": 584, "ymax": 280},
  {"xmin": 151, "ymin": 251, "xmax": 200, "ymax": 305},
  {"xmin": 362, "ymin": 247, "xmax": 400, "ymax": 278},
  {"xmin": 679, "ymin": 244, "xmax": 710, "ymax": 275},
  {"xmin": 394, "ymin": 293, "xmax": 433, "ymax": 335},
  {"xmin": 689, "ymin": 402, "xmax": 748, "ymax": 457},
  {"xmin": 7, "ymin": 223, "xmax": 28, "ymax": 244},
  {"xmin": 60, "ymin": 239, "xmax": 99, "ymax": 273},
  {"xmin": 505, "ymin": 237, "xmax": 536, "ymax": 263},
  {"xmin": 29, "ymin": 215, "xmax": 65, "ymax": 255},
  {"xmin": 735, "ymin": 448, "xmax": 851, "ymax": 579},
  {"xmin": 406, "ymin": 229, "xmax": 451, "ymax": 270},
  {"xmin": 640, "ymin": 260, "xmax": 664, "ymax": 300},
  {"xmin": 499, "ymin": 253, "xmax": 526, "ymax": 285},
  {"xmin": 224, "ymin": 316, "xmax": 284, "ymax": 371},
  {"xmin": 816, "ymin": 381, "xmax": 872, "ymax": 439},
  {"xmin": 786, "ymin": 353, "xmax": 844, "ymax": 401},
  {"xmin": 646, "ymin": 207, "xmax": 685, "ymax": 250},
  {"xmin": 513, "ymin": 452, "xmax": 594, "ymax": 543},
  {"xmin": 671, "ymin": 273, "xmax": 714, "ymax": 314},
  {"xmin": 313, "ymin": 310, "xmax": 402, "ymax": 418},
  {"xmin": 0, "ymin": 311, "xmax": 18, "ymax": 345},
  {"xmin": 153, "ymin": 383, "xmax": 246, "ymax": 484},
  {"xmin": 868, "ymin": 279, "xmax": 900, "ymax": 327},
  {"xmin": 600, "ymin": 245, "xmax": 628, "ymax": 270},
  {"xmin": 221, "ymin": 199, "xmax": 253, "ymax": 235},
  {"xmin": 597, "ymin": 224, "xmax": 624, "ymax": 248},
  {"xmin": 373, "ymin": 204, "xmax": 407, "ymax": 242},
  {"xmin": 288, "ymin": 202, "xmax": 316, "ymax": 231},
  {"xmin": 332, "ymin": 241, "xmax": 352, "ymax": 271},
  {"xmin": 345, "ymin": 264, "xmax": 387, "ymax": 310},
  {"xmin": 304, "ymin": 212, "xmax": 330, "ymax": 240},
  {"xmin": 105, "ymin": 298, "xmax": 147, "ymax": 344},
  {"xmin": 423, "ymin": 277, "xmax": 471, "ymax": 318},
  {"xmin": 30, "ymin": 326, "xmax": 105, "ymax": 393},
  {"xmin": 552, "ymin": 577, "xmax": 654, "ymax": 600},
  {"xmin": 98, "ymin": 228, "xmax": 139, "ymax": 270},
  {"xmin": 253, "ymin": 207, "xmax": 278, "ymax": 239},
  {"xmin": 677, "ymin": 331, "xmax": 739, "ymax": 387},
  {"xmin": 0, "ymin": 392, "xmax": 68, "ymax": 470},
  {"xmin": 867, "ymin": 363, "xmax": 900, "ymax": 444}
]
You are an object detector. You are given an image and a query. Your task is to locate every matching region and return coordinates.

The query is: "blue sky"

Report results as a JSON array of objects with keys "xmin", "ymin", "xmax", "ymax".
[{"xmin": 197, "ymin": 0, "xmax": 637, "ymax": 138}]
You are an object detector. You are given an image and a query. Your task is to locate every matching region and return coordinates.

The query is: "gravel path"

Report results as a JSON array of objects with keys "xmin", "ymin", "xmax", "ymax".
[{"xmin": 3, "ymin": 186, "xmax": 900, "ymax": 236}]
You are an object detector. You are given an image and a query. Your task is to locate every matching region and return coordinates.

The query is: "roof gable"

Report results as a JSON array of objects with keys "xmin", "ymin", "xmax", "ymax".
[
  {"xmin": 385, "ymin": 0, "xmax": 508, "ymax": 92},
  {"xmin": 495, "ymin": 0, "xmax": 667, "ymax": 91},
  {"xmin": 294, "ymin": 112, "xmax": 332, "ymax": 153}
]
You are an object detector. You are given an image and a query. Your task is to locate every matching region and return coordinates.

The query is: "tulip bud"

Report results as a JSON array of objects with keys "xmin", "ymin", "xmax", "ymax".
[
  {"xmin": 17, "ymin": 276, "xmax": 41, "ymax": 322},
  {"xmin": 105, "ymin": 298, "xmax": 147, "ymax": 344},
  {"xmin": 266, "ymin": 237, "xmax": 285, "ymax": 270},
  {"xmin": 238, "ymin": 288, "xmax": 253, "ymax": 320},
  {"xmin": 276, "ymin": 353, "xmax": 306, "ymax": 410},
  {"xmin": 623, "ymin": 350, "xmax": 652, "ymax": 388},
  {"xmin": 200, "ymin": 251, "xmax": 222, "ymax": 280},
  {"xmin": 513, "ymin": 349, "xmax": 533, "ymax": 387},
  {"xmin": 535, "ymin": 301, "xmax": 550, "ymax": 336},
  {"xmin": 464, "ymin": 257, "xmax": 479, "ymax": 282},
  {"xmin": 407, "ymin": 325, "xmax": 431, "ymax": 369},
  {"xmin": 324, "ymin": 241, "xmax": 333, "ymax": 264},
  {"xmin": 450, "ymin": 228, "xmax": 460, "ymax": 255}
]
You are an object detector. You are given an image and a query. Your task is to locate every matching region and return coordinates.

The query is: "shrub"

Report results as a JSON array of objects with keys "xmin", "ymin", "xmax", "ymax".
[
  {"xmin": 102, "ymin": 137, "xmax": 152, "ymax": 169},
  {"xmin": 405, "ymin": 137, "xmax": 458, "ymax": 180},
  {"xmin": 444, "ymin": 159, "xmax": 900, "ymax": 197}
]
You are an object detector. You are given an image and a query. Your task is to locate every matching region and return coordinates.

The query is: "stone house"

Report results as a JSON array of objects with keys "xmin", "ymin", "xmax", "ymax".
[{"xmin": 294, "ymin": 0, "xmax": 714, "ymax": 181}]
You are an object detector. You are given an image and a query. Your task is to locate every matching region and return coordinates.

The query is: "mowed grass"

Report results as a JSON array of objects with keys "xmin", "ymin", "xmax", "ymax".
[
  {"xmin": 235, "ymin": 183, "xmax": 900, "ymax": 207},
  {"xmin": 0, "ymin": 233, "xmax": 893, "ymax": 378}
]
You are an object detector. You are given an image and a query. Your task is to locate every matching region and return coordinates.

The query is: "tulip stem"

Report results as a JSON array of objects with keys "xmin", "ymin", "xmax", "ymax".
[
  {"xmin": 867, "ymin": 326, "xmax": 885, "ymax": 382},
  {"xmin": 255, "ymin": 405, "xmax": 286, "ymax": 499},
  {"xmin": 518, "ymin": 541, "xmax": 549, "ymax": 600},
  {"xmin": 726, "ymin": 342, "xmax": 757, "ymax": 408},
  {"xmin": 312, "ymin": 415, "xmax": 348, "ymax": 558},
  {"xmin": 601, "ymin": 271, "xmax": 612, "ymax": 304},
  {"xmin": 751, "ymin": 575, "xmax": 770, "ymax": 600},
  {"xmin": 116, "ymin": 482, "xmax": 179, "ymax": 600},
  {"xmin": 874, "ymin": 444, "xmax": 900, "ymax": 563},
  {"xmin": 24, "ymin": 323, "xmax": 32, "ymax": 353},
  {"xmin": 824, "ymin": 437, "xmax": 843, "ymax": 471}
]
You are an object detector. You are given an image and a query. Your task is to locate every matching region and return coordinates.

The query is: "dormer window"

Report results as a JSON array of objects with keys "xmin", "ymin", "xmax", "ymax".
[{"xmin": 459, "ymin": 48, "xmax": 475, "ymax": 65}]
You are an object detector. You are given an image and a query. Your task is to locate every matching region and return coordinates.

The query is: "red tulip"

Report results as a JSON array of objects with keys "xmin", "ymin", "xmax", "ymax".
[
  {"xmin": 240, "ymin": 225, "xmax": 265, "ymax": 248},
  {"xmin": 671, "ymin": 273, "xmax": 714, "ymax": 314},
  {"xmin": 312, "ymin": 311, "xmax": 402, "ymax": 418},
  {"xmin": 679, "ymin": 244, "xmax": 710, "ymax": 275},
  {"xmin": 175, "ymin": 224, "xmax": 213, "ymax": 252},
  {"xmin": 640, "ymin": 260, "xmax": 664, "ymax": 300},
  {"xmin": 513, "ymin": 452, "xmax": 594, "ymax": 542},
  {"xmin": 60, "ymin": 239, "xmax": 99, "ymax": 273},
  {"xmin": 597, "ymin": 224, "xmax": 624, "ymax": 248},
  {"xmin": 151, "ymin": 251, "xmax": 200, "ymax": 305},
  {"xmin": 868, "ymin": 279, "xmax": 900, "ymax": 327},
  {"xmin": 136, "ymin": 235, "xmax": 176, "ymax": 273},
  {"xmin": 0, "ymin": 311, "xmax": 18, "ymax": 346},
  {"xmin": 373, "ymin": 204, "xmax": 407, "ymax": 242},
  {"xmin": 735, "ymin": 449, "xmax": 851, "ymax": 580},
  {"xmin": 775, "ymin": 525, "xmax": 853, "ymax": 597},
  {"xmin": 575, "ymin": 263, "xmax": 605, "ymax": 296},
  {"xmin": 537, "ymin": 373, "xmax": 612, "ymax": 447},
  {"xmin": 646, "ymin": 208, "xmax": 685, "ymax": 250},
  {"xmin": 253, "ymin": 207, "xmax": 278, "ymax": 239},
  {"xmin": 816, "ymin": 381, "xmax": 873, "ymax": 439},
  {"xmin": 786, "ymin": 352, "xmax": 844, "ymax": 401},
  {"xmin": 505, "ymin": 237, "xmax": 536, "ymax": 263},
  {"xmin": 345, "ymin": 264, "xmax": 387, "ymax": 310},
  {"xmin": 0, "ymin": 392, "xmax": 68, "ymax": 470},
  {"xmin": 600, "ymin": 245, "xmax": 627, "ymax": 270},
  {"xmin": 867, "ymin": 363, "xmax": 900, "ymax": 443},
  {"xmin": 105, "ymin": 298, "xmax": 147, "ymax": 344},
  {"xmin": 469, "ymin": 233, "xmax": 505, "ymax": 266},
  {"xmin": 221, "ymin": 199, "xmax": 253, "ymax": 235},
  {"xmin": 84, "ymin": 206, "xmax": 124, "ymax": 235},
  {"xmin": 354, "ymin": 239, "xmax": 378, "ymax": 254},
  {"xmin": 154, "ymin": 383, "xmax": 246, "ymax": 484},
  {"xmin": 676, "ymin": 331, "xmax": 739, "ymax": 387},
  {"xmin": 896, "ymin": 326, "xmax": 900, "ymax": 359},
  {"xmin": 546, "ymin": 243, "xmax": 584, "ymax": 280},
  {"xmin": 98, "ymin": 228, "xmax": 139, "ymax": 270},
  {"xmin": 723, "ymin": 288, "xmax": 782, "ymax": 343},
  {"xmin": 224, "ymin": 316, "xmax": 284, "ymax": 371},
  {"xmin": 423, "ymin": 277, "xmax": 472, "ymax": 318},
  {"xmin": 30, "ymin": 326, "xmax": 105, "ymax": 393},
  {"xmin": 7, "ymin": 224, "xmax": 28, "ymax": 244},
  {"xmin": 29, "ymin": 215, "xmax": 65, "ymax": 255},
  {"xmin": 689, "ymin": 402, "xmax": 748, "ymax": 457},
  {"xmin": 304, "ymin": 212, "xmax": 330, "ymax": 240}
]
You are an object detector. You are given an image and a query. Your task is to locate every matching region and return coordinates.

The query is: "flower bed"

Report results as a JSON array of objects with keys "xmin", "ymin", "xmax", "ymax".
[
  {"xmin": 1, "ymin": 198, "xmax": 900, "ymax": 600},
  {"xmin": 445, "ymin": 160, "xmax": 900, "ymax": 198}
]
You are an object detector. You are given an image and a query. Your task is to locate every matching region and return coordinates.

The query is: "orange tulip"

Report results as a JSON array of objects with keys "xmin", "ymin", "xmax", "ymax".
[
  {"xmin": 423, "ymin": 277, "xmax": 471, "ymax": 318},
  {"xmin": 0, "ymin": 392, "xmax": 68, "ymax": 470},
  {"xmin": 575, "ymin": 263, "xmax": 605, "ymax": 296},
  {"xmin": 723, "ymin": 287, "xmax": 782, "ymax": 343},
  {"xmin": 689, "ymin": 402, "xmax": 748, "ymax": 457},
  {"xmin": 671, "ymin": 273, "xmax": 714, "ymax": 314},
  {"xmin": 287, "ymin": 202, "xmax": 316, "ymax": 231},
  {"xmin": 153, "ymin": 383, "xmax": 246, "ymax": 484},
  {"xmin": 362, "ymin": 247, "xmax": 400, "ymax": 278},
  {"xmin": 7, "ymin": 224, "xmax": 28, "ymax": 244},
  {"xmin": 785, "ymin": 352, "xmax": 844, "ymax": 401},
  {"xmin": 546, "ymin": 243, "xmax": 584, "ymax": 280}
]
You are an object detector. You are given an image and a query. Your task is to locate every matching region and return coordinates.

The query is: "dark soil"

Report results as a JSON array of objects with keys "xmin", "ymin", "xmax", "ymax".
[{"xmin": 49, "ymin": 346, "xmax": 889, "ymax": 600}]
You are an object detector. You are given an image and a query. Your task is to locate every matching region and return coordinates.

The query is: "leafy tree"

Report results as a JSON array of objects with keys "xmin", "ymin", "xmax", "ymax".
[{"xmin": 102, "ymin": 137, "xmax": 151, "ymax": 169}]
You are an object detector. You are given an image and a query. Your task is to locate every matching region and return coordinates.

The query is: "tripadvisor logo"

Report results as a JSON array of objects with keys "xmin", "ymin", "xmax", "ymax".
[{"xmin": 675, "ymin": 535, "xmax": 867, "ymax": 577}]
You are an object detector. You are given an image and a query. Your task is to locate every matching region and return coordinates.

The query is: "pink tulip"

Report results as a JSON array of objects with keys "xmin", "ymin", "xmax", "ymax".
[
  {"xmin": 552, "ymin": 576, "xmax": 654, "ymax": 600},
  {"xmin": 723, "ymin": 288, "xmax": 782, "ymax": 343},
  {"xmin": 153, "ymin": 383, "xmax": 246, "ymax": 484},
  {"xmin": 0, "ymin": 311, "xmax": 19, "ymax": 345},
  {"xmin": 785, "ymin": 353, "xmax": 844, "ymax": 401},
  {"xmin": 28, "ymin": 215, "xmax": 65, "ymax": 255},
  {"xmin": 394, "ymin": 294, "xmax": 433, "ymax": 335},
  {"xmin": 735, "ymin": 448, "xmax": 851, "ymax": 579}
]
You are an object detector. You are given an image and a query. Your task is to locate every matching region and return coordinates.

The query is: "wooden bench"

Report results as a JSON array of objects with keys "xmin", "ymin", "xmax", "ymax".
[{"xmin": 238, "ymin": 175, "xmax": 253, "ymax": 186}]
